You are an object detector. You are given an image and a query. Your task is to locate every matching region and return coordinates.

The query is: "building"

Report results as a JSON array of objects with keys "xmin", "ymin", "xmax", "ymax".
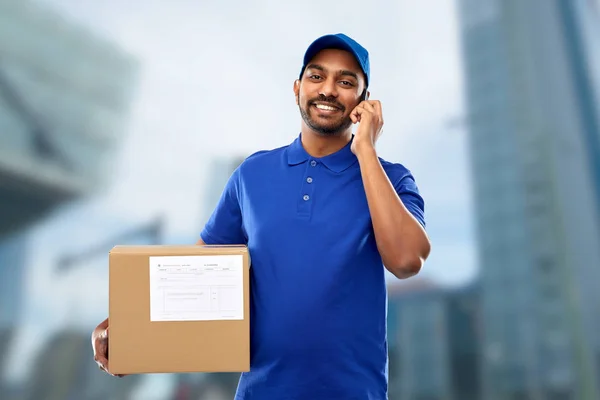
[
  {"xmin": 0, "ymin": 0, "xmax": 139, "ymax": 397},
  {"xmin": 0, "ymin": 233, "xmax": 28, "ymax": 329},
  {"xmin": 558, "ymin": 0, "xmax": 600, "ymax": 210},
  {"xmin": 0, "ymin": 0, "xmax": 139, "ymax": 332},
  {"xmin": 387, "ymin": 278, "xmax": 440, "ymax": 398},
  {"xmin": 20, "ymin": 330, "xmax": 141, "ymax": 400},
  {"xmin": 456, "ymin": 0, "xmax": 600, "ymax": 398},
  {"xmin": 0, "ymin": 327, "xmax": 17, "ymax": 399},
  {"xmin": 0, "ymin": 0, "xmax": 138, "ymax": 345},
  {"xmin": 446, "ymin": 283, "xmax": 481, "ymax": 400},
  {"xmin": 0, "ymin": 0, "xmax": 139, "ymax": 238},
  {"xmin": 0, "ymin": 233, "xmax": 28, "ymax": 397},
  {"xmin": 387, "ymin": 281, "xmax": 481, "ymax": 400}
]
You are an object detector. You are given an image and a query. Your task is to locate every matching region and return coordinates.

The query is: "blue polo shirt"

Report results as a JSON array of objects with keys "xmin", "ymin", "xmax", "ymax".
[{"xmin": 200, "ymin": 133, "xmax": 425, "ymax": 400}]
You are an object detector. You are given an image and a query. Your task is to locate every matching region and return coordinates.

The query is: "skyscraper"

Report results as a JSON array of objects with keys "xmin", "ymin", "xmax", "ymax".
[
  {"xmin": 0, "ymin": 233, "xmax": 28, "ymax": 329},
  {"xmin": 0, "ymin": 0, "xmax": 139, "ymax": 238},
  {"xmin": 0, "ymin": 1, "xmax": 138, "ymax": 395},
  {"xmin": 0, "ymin": 0, "xmax": 138, "ymax": 315},
  {"xmin": 388, "ymin": 281, "xmax": 481, "ymax": 400},
  {"xmin": 456, "ymin": 0, "xmax": 600, "ymax": 398}
]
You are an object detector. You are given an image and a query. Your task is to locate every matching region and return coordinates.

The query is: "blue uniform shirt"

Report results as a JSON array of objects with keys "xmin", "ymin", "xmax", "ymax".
[{"xmin": 200, "ymin": 133, "xmax": 425, "ymax": 400}]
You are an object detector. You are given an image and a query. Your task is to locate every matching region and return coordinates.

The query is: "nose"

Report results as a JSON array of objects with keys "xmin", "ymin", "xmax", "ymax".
[{"xmin": 318, "ymin": 77, "xmax": 338, "ymax": 98}]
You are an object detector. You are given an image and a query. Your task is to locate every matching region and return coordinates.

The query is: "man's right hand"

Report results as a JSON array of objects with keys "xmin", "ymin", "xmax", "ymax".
[{"xmin": 92, "ymin": 317, "xmax": 126, "ymax": 377}]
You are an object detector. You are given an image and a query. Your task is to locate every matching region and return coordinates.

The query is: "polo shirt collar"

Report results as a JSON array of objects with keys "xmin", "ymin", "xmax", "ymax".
[{"xmin": 287, "ymin": 133, "xmax": 358, "ymax": 173}]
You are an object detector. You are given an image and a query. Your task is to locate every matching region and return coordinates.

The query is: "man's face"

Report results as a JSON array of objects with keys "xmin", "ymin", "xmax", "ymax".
[{"xmin": 295, "ymin": 48, "xmax": 367, "ymax": 136}]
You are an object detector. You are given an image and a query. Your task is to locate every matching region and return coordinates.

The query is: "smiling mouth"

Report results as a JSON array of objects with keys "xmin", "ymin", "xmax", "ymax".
[{"xmin": 312, "ymin": 103, "xmax": 342, "ymax": 113}]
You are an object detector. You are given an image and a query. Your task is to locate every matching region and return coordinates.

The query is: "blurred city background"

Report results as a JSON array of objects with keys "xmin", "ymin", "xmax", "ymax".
[{"xmin": 0, "ymin": 0, "xmax": 598, "ymax": 399}]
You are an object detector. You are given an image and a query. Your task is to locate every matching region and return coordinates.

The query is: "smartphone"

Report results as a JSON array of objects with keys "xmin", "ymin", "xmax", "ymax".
[{"xmin": 360, "ymin": 89, "xmax": 368, "ymax": 101}]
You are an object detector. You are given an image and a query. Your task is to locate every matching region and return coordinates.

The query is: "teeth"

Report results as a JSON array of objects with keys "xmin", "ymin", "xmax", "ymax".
[{"xmin": 315, "ymin": 104, "xmax": 337, "ymax": 111}]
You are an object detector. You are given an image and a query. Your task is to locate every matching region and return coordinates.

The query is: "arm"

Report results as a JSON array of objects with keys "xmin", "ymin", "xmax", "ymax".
[
  {"xmin": 350, "ymin": 99, "xmax": 431, "ymax": 279},
  {"xmin": 356, "ymin": 148, "xmax": 431, "ymax": 279},
  {"xmin": 93, "ymin": 167, "xmax": 245, "ymax": 376}
]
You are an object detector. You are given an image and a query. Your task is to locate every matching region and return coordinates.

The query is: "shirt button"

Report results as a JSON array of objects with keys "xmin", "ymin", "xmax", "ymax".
[
  {"xmin": 306, "ymin": 177, "xmax": 313, "ymax": 183},
  {"xmin": 303, "ymin": 195, "xmax": 310, "ymax": 201},
  {"xmin": 310, "ymin": 160, "xmax": 317, "ymax": 166}
]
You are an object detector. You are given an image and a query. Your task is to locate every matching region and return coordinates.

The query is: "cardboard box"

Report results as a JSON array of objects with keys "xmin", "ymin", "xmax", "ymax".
[{"xmin": 108, "ymin": 244, "xmax": 250, "ymax": 375}]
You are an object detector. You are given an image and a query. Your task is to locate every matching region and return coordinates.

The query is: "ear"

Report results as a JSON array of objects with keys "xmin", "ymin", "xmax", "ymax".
[
  {"xmin": 293, "ymin": 79, "xmax": 300, "ymax": 105},
  {"xmin": 366, "ymin": 90, "xmax": 370, "ymax": 100}
]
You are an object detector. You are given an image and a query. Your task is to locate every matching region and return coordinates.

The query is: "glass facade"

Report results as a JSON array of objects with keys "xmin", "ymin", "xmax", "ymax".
[
  {"xmin": 399, "ymin": 295, "xmax": 449, "ymax": 399},
  {"xmin": 0, "ymin": 0, "xmax": 139, "ymax": 237},
  {"xmin": 457, "ymin": 0, "xmax": 600, "ymax": 398},
  {"xmin": 0, "ymin": 0, "xmax": 139, "ymax": 188},
  {"xmin": 391, "ymin": 285, "xmax": 480, "ymax": 400},
  {"xmin": 0, "ymin": 233, "xmax": 28, "ymax": 328}
]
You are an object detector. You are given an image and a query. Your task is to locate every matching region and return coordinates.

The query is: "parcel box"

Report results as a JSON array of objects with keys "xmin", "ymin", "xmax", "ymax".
[{"xmin": 108, "ymin": 244, "xmax": 250, "ymax": 375}]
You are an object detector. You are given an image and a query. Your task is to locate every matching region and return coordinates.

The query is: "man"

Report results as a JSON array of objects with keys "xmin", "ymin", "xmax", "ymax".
[{"xmin": 92, "ymin": 33, "xmax": 431, "ymax": 399}]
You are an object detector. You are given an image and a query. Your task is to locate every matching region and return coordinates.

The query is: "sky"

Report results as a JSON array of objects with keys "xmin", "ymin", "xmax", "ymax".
[
  {"xmin": 29, "ymin": 0, "xmax": 474, "ymax": 279},
  {"xmin": 5, "ymin": 0, "xmax": 477, "ymax": 388}
]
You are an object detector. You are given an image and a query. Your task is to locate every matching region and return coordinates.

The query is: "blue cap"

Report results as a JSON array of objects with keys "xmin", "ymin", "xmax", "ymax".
[{"xmin": 299, "ymin": 33, "xmax": 370, "ymax": 88}]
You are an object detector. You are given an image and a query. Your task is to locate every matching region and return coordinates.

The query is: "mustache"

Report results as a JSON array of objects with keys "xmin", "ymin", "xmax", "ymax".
[{"xmin": 309, "ymin": 95, "xmax": 345, "ymax": 112}]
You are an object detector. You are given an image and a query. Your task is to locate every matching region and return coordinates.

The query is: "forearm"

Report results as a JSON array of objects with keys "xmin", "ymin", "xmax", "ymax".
[{"xmin": 356, "ymin": 147, "xmax": 430, "ymax": 278}]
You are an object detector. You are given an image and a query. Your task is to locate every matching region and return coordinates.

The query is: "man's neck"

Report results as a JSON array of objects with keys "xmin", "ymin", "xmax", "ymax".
[{"xmin": 300, "ymin": 129, "xmax": 352, "ymax": 158}]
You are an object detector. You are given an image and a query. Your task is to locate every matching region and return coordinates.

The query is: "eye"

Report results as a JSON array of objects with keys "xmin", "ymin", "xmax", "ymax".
[
  {"xmin": 340, "ymin": 81, "xmax": 354, "ymax": 87},
  {"xmin": 309, "ymin": 74, "xmax": 323, "ymax": 80}
]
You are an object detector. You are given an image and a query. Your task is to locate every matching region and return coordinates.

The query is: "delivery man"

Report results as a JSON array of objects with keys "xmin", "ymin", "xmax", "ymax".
[{"xmin": 92, "ymin": 33, "xmax": 431, "ymax": 399}]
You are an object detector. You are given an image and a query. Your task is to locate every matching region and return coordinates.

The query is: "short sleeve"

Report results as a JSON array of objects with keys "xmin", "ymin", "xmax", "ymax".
[
  {"xmin": 393, "ymin": 172, "xmax": 426, "ymax": 229},
  {"xmin": 200, "ymin": 167, "xmax": 247, "ymax": 245}
]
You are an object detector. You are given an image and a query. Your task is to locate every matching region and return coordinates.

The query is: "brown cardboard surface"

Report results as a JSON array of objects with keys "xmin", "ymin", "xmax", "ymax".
[{"xmin": 108, "ymin": 245, "xmax": 250, "ymax": 375}]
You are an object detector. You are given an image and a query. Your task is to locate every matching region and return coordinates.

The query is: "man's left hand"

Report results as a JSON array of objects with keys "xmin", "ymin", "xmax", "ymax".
[{"xmin": 349, "ymin": 100, "xmax": 384, "ymax": 155}]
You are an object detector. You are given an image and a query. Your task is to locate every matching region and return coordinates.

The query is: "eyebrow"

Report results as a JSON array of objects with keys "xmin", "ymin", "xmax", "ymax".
[{"xmin": 306, "ymin": 64, "xmax": 359, "ymax": 81}]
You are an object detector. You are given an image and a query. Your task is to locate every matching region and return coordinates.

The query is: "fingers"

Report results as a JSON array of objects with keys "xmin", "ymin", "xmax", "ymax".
[
  {"xmin": 350, "ymin": 106, "xmax": 362, "ymax": 124},
  {"xmin": 95, "ymin": 354, "xmax": 109, "ymax": 371},
  {"xmin": 93, "ymin": 327, "xmax": 125, "ymax": 378},
  {"xmin": 362, "ymin": 100, "xmax": 382, "ymax": 123},
  {"xmin": 95, "ymin": 351, "xmax": 126, "ymax": 377},
  {"xmin": 94, "ymin": 353, "xmax": 117, "ymax": 377},
  {"xmin": 370, "ymin": 101, "xmax": 383, "ymax": 125},
  {"xmin": 350, "ymin": 100, "xmax": 383, "ymax": 126},
  {"xmin": 93, "ymin": 337, "xmax": 108, "ymax": 361},
  {"xmin": 363, "ymin": 100, "xmax": 383, "ymax": 130},
  {"xmin": 351, "ymin": 102, "xmax": 372, "ymax": 123},
  {"xmin": 361, "ymin": 101, "xmax": 377, "ymax": 113}
]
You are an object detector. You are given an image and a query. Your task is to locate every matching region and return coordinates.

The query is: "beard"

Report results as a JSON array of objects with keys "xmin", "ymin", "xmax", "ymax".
[{"xmin": 299, "ymin": 95, "xmax": 353, "ymax": 136}]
